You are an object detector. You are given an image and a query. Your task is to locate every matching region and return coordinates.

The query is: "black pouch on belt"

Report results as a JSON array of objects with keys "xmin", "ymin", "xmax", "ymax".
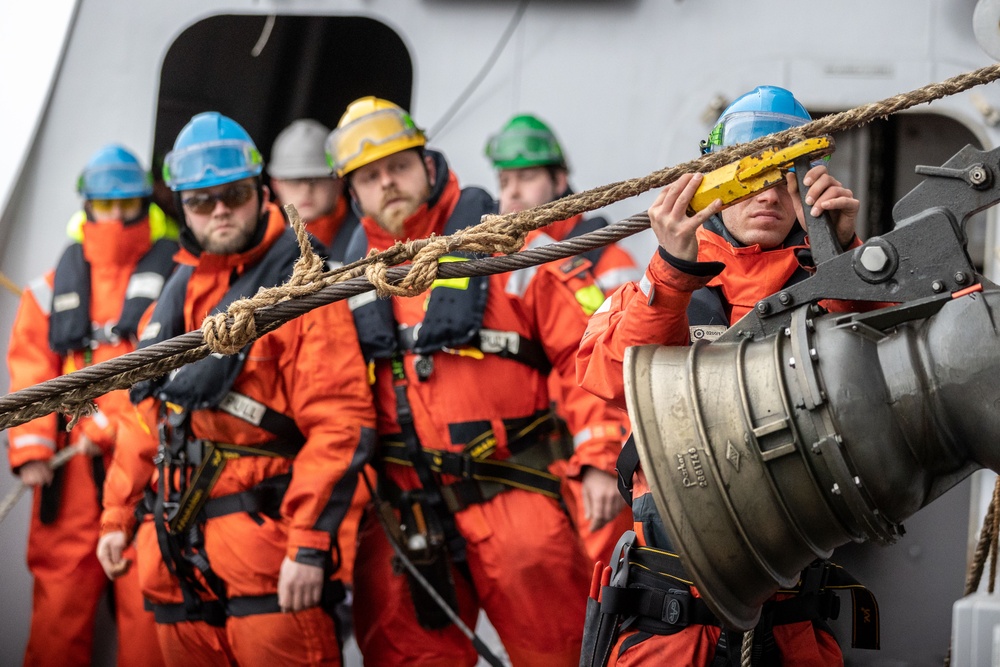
[{"xmin": 394, "ymin": 493, "xmax": 460, "ymax": 630}]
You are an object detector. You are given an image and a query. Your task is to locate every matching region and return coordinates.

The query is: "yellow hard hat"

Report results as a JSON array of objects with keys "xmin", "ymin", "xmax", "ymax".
[{"xmin": 325, "ymin": 97, "xmax": 426, "ymax": 178}]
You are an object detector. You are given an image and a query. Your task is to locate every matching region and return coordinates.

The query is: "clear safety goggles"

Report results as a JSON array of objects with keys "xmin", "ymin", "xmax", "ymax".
[
  {"xmin": 706, "ymin": 111, "xmax": 809, "ymax": 153},
  {"xmin": 325, "ymin": 108, "xmax": 423, "ymax": 173},
  {"xmin": 77, "ymin": 165, "xmax": 152, "ymax": 198},
  {"xmin": 484, "ymin": 128, "xmax": 563, "ymax": 164},
  {"xmin": 163, "ymin": 139, "xmax": 262, "ymax": 189}
]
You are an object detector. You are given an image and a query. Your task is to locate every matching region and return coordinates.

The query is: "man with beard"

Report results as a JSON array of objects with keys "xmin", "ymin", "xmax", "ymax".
[
  {"xmin": 96, "ymin": 112, "xmax": 376, "ymax": 666},
  {"xmin": 326, "ymin": 97, "xmax": 626, "ymax": 666}
]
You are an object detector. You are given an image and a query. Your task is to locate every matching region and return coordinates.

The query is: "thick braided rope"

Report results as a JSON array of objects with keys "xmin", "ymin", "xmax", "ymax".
[
  {"xmin": 2, "ymin": 63, "xmax": 1000, "ymax": 430},
  {"xmin": 741, "ymin": 629, "xmax": 754, "ymax": 667},
  {"xmin": 0, "ymin": 218, "xmax": 645, "ymax": 430},
  {"xmin": 202, "ymin": 205, "xmax": 329, "ymax": 354},
  {"xmin": 483, "ymin": 62, "xmax": 1000, "ymax": 233},
  {"xmin": 964, "ymin": 480, "xmax": 998, "ymax": 596}
]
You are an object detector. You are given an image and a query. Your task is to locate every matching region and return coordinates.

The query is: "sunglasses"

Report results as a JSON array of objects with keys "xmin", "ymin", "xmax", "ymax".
[
  {"xmin": 89, "ymin": 197, "xmax": 143, "ymax": 215},
  {"xmin": 181, "ymin": 183, "xmax": 256, "ymax": 214}
]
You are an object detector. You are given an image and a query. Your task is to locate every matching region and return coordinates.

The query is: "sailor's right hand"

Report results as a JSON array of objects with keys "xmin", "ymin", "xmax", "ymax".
[
  {"xmin": 97, "ymin": 531, "xmax": 131, "ymax": 580},
  {"xmin": 17, "ymin": 460, "xmax": 53, "ymax": 487},
  {"xmin": 648, "ymin": 173, "xmax": 722, "ymax": 262}
]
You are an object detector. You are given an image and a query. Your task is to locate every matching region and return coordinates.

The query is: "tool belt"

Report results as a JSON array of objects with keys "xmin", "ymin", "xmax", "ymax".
[{"xmin": 580, "ymin": 532, "xmax": 879, "ymax": 667}]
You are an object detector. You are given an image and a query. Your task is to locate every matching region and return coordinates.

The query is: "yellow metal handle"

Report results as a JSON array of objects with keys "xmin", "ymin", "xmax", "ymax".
[{"xmin": 687, "ymin": 136, "xmax": 835, "ymax": 214}]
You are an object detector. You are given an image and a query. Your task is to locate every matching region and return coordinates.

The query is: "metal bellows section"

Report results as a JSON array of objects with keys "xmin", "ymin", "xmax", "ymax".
[{"xmin": 623, "ymin": 287, "xmax": 1000, "ymax": 631}]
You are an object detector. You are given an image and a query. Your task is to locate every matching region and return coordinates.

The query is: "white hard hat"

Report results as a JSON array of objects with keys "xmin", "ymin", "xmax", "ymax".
[{"xmin": 268, "ymin": 119, "xmax": 333, "ymax": 179}]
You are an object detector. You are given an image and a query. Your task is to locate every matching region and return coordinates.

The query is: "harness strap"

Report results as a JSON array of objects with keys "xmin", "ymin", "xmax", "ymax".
[
  {"xmin": 396, "ymin": 325, "xmax": 552, "ymax": 373},
  {"xmin": 144, "ymin": 598, "xmax": 227, "ymax": 627},
  {"xmin": 202, "ymin": 473, "xmax": 291, "ymax": 521},
  {"xmin": 380, "ymin": 436, "xmax": 563, "ymax": 506},
  {"xmin": 170, "ymin": 440, "xmax": 294, "ymax": 535},
  {"xmin": 607, "ymin": 545, "xmax": 879, "ymax": 650},
  {"xmin": 390, "ymin": 356, "xmax": 468, "ymax": 563},
  {"xmin": 216, "ymin": 391, "xmax": 306, "ymax": 450}
]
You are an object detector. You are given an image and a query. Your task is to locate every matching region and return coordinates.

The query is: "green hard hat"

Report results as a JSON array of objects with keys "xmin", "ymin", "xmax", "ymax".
[{"xmin": 485, "ymin": 114, "xmax": 567, "ymax": 170}]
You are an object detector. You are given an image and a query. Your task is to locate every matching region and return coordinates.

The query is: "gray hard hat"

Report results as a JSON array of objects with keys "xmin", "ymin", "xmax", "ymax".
[{"xmin": 268, "ymin": 119, "xmax": 333, "ymax": 179}]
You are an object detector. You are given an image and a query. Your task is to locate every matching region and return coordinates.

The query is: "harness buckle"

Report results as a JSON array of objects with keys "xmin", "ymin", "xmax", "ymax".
[
  {"xmin": 661, "ymin": 588, "xmax": 692, "ymax": 626},
  {"xmin": 799, "ymin": 560, "xmax": 831, "ymax": 595},
  {"xmin": 609, "ymin": 530, "xmax": 638, "ymax": 588}
]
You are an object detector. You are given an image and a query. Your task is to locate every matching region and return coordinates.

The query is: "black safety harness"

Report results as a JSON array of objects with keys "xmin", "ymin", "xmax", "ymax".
[
  {"xmin": 37, "ymin": 233, "xmax": 177, "ymax": 525},
  {"xmin": 585, "ymin": 226, "xmax": 879, "ymax": 665},
  {"xmin": 582, "ymin": 531, "xmax": 879, "ymax": 667},
  {"xmin": 132, "ymin": 226, "xmax": 346, "ymax": 624},
  {"xmin": 345, "ymin": 175, "xmax": 571, "ymax": 628}
]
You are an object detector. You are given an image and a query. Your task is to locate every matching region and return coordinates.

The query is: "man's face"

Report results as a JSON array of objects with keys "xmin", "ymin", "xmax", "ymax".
[
  {"xmin": 349, "ymin": 150, "xmax": 434, "ymax": 237},
  {"xmin": 180, "ymin": 178, "xmax": 266, "ymax": 254},
  {"xmin": 497, "ymin": 167, "xmax": 567, "ymax": 215},
  {"xmin": 270, "ymin": 176, "xmax": 341, "ymax": 222},
  {"xmin": 720, "ymin": 174, "xmax": 802, "ymax": 249}
]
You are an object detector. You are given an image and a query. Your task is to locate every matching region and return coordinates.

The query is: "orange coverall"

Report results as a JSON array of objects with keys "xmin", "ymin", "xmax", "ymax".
[
  {"xmin": 100, "ymin": 207, "xmax": 376, "ymax": 666},
  {"xmin": 7, "ymin": 217, "xmax": 168, "ymax": 667},
  {"xmin": 350, "ymin": 160, "xmax": 626, "ymax": 667},
  {"xmin": 530, "ymin": 214, "xmax": 639, "ymax": 566},
  {"xmin": 577, "ymin": 224, "xmax": 854, "ymax": 665}
]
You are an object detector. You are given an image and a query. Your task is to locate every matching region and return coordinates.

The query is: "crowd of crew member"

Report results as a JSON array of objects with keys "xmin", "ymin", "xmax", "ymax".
[{"xmin": 5, "ymin": 86, "xmax": 869, "ymax": 667}]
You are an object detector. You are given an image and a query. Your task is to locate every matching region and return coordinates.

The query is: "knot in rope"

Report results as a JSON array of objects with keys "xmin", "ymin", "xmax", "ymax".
[{"xmin": 200, "ymin": 205, "xmax": 324, "ymax": 355}]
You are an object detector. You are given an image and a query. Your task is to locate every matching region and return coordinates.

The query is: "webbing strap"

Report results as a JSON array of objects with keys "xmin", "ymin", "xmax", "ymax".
[
  {"xmin": 600, "ymin": 585, "xmax": 719, "ymax": 628},
  {"xmin": 380, "ymin": 439, "xmax": 562, "ymax": 500},
  {"xmin": 170, "ymin": 441, "xmax": 292, "ymax": 535},
  {"xmin": 611, "ymin": 546, "xmax": 878, "ymax": 649},
  {"xmin": 216, "ymin": 391, "xmax": 306, "ymax": 449},
  {"xmin": 395, "ymin": 326, "xmax": 552, "ymax": 373},
  {"xmin": 390, "ymin": 356, "xmax": 467, "ymax": 562},
  {"xmin": 202, "ymin": 473, "xmax": 291, "ymax": 521},
  {"xmin": 144, "ymin": 598, "xmax": 227, "ymax": 626}
]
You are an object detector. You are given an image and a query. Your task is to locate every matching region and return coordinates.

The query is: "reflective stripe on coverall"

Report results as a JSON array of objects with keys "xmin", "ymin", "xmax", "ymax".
[
  {"xmin": 100, "ymin": 206, "xmax": 377, "ymax": 666},
  {"xmin": 350, "ymin": 152, "xmax": 625, "ymax": 667}
]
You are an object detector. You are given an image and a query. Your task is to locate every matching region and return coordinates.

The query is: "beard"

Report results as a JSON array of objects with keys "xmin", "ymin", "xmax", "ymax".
[
  {"xmin": 373, "ymin": 190, "xmax": 423, "ymax": 237},
  {"xmin": 195, "ymin": 216, "xmax": 258, "ymax": 254}
]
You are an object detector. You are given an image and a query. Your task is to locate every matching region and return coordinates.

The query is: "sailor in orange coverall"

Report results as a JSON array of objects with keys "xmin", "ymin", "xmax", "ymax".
[
  {"xmin": 267, "ymin": 119, "xmax": 359, "ymax": 268},
  {"xmin": 325, "ymin": 97, "xmax": 626, "ymax": 667},
  {"xmin": 7, "ymin": 144, "xmax": 174, "ymax": 667},
  {"xmin": 485, "ymin": 113, "xmax": 639, "ymax": 566},
  {"xmin": 576, "ymin": 86, "xmax": 871, "ymax": 666},
  {"xmin": 95, "ymin": 112, "xmax": 376, "ymax": 667}
]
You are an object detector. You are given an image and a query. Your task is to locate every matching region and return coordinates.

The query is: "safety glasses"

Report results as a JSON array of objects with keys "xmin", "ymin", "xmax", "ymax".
[
  {"xmin": 89, "ymin": 197, "xmax": 143, "ymax": 215},
  {"xmin": 484, "ymin": 128, "xmax": 563, "ymax": 163},
  {"xmin": 181, "ymin": 183, "xmax": 256, "ymax": 214}
]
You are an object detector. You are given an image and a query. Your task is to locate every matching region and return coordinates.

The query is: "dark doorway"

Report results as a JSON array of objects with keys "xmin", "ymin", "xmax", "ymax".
[{"xmin": 154, "ymin": 14, "xmax": 413, "ymax": 179}]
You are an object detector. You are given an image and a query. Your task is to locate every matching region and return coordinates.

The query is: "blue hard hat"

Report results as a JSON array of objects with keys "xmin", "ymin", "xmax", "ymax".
[
  {"xmin": 163, "ymin": 112, "xmax": 263, "ymax": 192},
  {"xmin": 702, "ymin": 86, "xmax": 811, "ymax": 154},
  {"xmin": 77, "ymin": 144, "xmax": 153, "ymax": 199}
]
